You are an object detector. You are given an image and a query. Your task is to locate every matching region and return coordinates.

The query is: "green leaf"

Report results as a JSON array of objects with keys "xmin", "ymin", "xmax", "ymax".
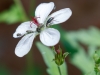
[
  {"xmin": 70, "ymin": 47, "xmax": 94, "ymax": 73},
  {"xmin": 0, "ymin": 4, "xmax": 28, "ymax": 24},
  {"xmin": 36, "ymin": 42, "xmax": 68, "ymax": 75},
  {"xmin": 85, "ymin": 71, "xmax": 96, "ymax": 75},
  {"xmin": 67, "ymin": 26, "xmax": 100, "ymax": 46},
  {"xmin": 85, "ymin": 70, "xmax": 100, "ymax": 75},
  {"xmin": 64, "ymin": 26, "xmax": 100, "ymax": 74}
]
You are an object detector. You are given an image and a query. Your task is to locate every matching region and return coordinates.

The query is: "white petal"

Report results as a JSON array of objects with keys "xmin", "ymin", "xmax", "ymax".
[
  {"xmin": 48, "ymin": 8, "xmax": 72, "ymax": 25},
  {"xmin": 15, "ymin": 33, "xmax": 36, "ymax": 57},
  {"xmin": 13, "ymin": 21, "xmax": 37, "ymax": 38},
  {"xmin": 40, "ymin": 28, "xmax": 60, "ymax": 46},
  {"xmin": 35, "ymin": 2, "xmax": 54, "ymax": 24}
]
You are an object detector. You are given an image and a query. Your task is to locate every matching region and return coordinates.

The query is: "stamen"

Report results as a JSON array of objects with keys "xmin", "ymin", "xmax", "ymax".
[
  {"xmin": 30, "ymin": 21, "xmax": 33, "ymax": 28},
  {"xmin": 17, "ymin": 33, "xmax": 21, "ymax": 36},
  {"xmin": 30, "ymin": 17, "xmax": 40, "ymax": 27},
  {"xmin": 26, "ymin": 30, "xmax": 34, "ymax": 33}
]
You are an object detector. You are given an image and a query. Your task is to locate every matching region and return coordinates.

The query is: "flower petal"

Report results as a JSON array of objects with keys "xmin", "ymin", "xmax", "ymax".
[
  {"xmin": 35, "ymin": 2, "xmax": 54, "ymax": 24},
  {"xmin": 13, "ymin": 21, "xmax": 37, "ymax": 38},
  {"xmin": 47, "ymin": 8, "xmax": 72, "ymax": 25},
  {"xmin": 40, "ymin": 28, "xmax": 60, "ymax": 46},
  {"xmin": 15, "ymin": 33, "xmax": 36, "ymax": 57}
]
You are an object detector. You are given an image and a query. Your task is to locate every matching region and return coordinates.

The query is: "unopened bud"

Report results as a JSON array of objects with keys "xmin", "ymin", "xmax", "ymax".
[
  {"xmin": 53, "ymin": 46, "xmax": 69, "ymax": 66},
  {"xmin": 56, "ymin": 50, "xmax": 61, "ymax": 54}
]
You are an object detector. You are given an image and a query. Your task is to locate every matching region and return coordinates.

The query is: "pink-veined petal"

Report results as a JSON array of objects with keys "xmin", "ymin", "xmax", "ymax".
[
  {"xmin": 15, "ymin": 33, "xmax": 36, "ymax": 57},
  {"xmin": 40, "ymin": 28, "xmax": 60, "ymax": 46},
  {"xmin": 48, "ymin": 8, "xmax": 72, "ymax": 25},
  {"xmin": 35, "ymin": 2, "xmax": 54, "ymax": 24},
  {"xmin": 13, "ymin": 21, "xmax": 37, "ymax": 38}
]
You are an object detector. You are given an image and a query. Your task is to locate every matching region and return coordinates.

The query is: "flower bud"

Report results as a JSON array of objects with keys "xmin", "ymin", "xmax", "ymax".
[
  {"xmin": 93, "ymin": 50, "xmax": 100, "ymax": 73},
  {"xmin": 93, "ymin": 51, "xmax": 100, "ymax": 64},
  {"xmin": 53, "ymin": 46, "xmax": 69, "ymax": 66}
]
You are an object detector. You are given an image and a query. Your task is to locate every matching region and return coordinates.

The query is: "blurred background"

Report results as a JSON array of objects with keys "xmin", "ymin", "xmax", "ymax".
[{"xmin": 0, "ymin": 0, "xmax": 100, "ymax": 75}]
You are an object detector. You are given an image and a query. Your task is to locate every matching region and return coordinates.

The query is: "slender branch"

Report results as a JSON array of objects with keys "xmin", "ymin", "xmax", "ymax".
[{"xmin": 58, "ymin": 66, "xmax": 62, "ymax": 75}]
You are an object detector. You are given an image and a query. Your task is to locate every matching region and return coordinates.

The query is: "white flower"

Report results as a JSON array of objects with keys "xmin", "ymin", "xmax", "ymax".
[{"xmin": 13, "ymin": 2, "xmax": 72, "ymax": 57}]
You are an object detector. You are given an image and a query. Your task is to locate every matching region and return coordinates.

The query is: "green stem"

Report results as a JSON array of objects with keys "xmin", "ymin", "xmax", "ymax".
[
  {"xmin": 13, "ymin": 0, "xmax": 28, "ymax": 21},
  {"xmin": 26, "ymin": 51, "xmax": 34, "ymax": 75},
  {"xmin": 58, "ymin": 66, "xmax": 62, "ymax": 75}
]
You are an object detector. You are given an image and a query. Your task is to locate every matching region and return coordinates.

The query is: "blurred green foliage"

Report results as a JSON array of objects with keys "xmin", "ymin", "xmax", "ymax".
[
  {"xmin": 56, "ymin": 26, "xmax": 100, "ymax": 75},
  {"xmin": 0, "ymin": 0, "xmax": 28, "ymax": 24},
  {"xmin": 67, "ymin": 27, "xmax": 100, "ymax": 46},
  {"xmin": 0, "ymin": 4, "xmax": 28, "ymax": 24},
  {"xmin": 0, "ymin": 64, "xmax": 10, "ymax": 75}
]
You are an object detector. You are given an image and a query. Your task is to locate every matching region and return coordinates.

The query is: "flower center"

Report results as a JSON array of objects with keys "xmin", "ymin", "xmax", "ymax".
[{"xmin": 36, "ymin": 25, "xmax": 44, "ymax": 33}]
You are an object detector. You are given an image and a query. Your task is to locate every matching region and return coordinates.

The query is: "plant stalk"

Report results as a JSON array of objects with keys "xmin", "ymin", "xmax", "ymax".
[{"xmin": 58, "ymin": 66, "xmax": 62, "ymax": 75}]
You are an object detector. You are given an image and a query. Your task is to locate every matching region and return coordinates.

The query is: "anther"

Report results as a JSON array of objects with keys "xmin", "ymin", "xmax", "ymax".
[{"xmin": 17, "ymin": 33, "xmax": 21, "ymax": 36}]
